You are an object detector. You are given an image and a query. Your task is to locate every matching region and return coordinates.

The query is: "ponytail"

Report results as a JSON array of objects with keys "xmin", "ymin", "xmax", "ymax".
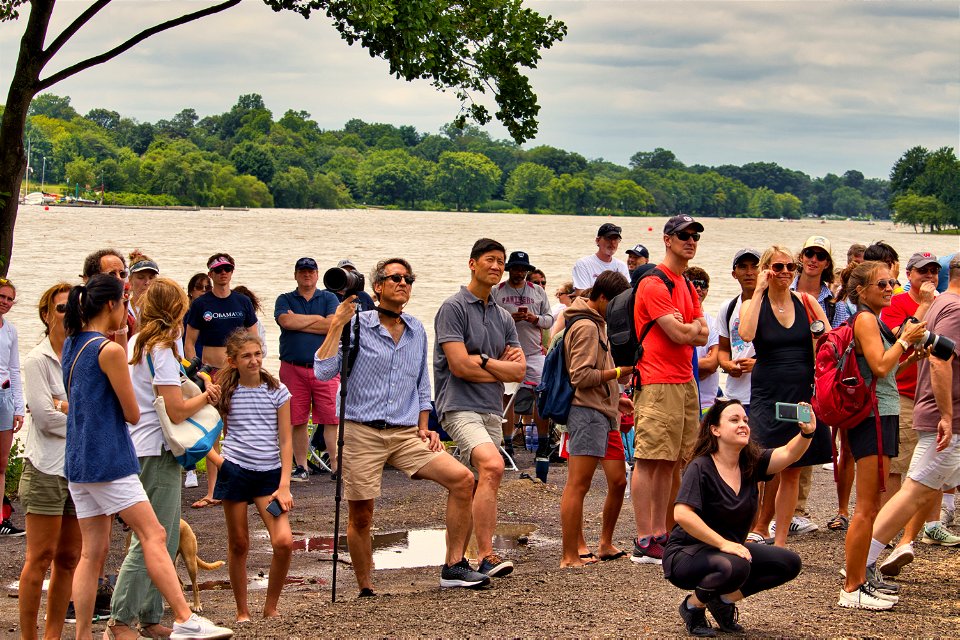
[{"xmin": 64, "ymin": 274, "xmax": 124, "ymax": 337}]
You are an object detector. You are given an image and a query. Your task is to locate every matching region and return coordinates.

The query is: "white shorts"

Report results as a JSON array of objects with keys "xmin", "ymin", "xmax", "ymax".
[
  {"xmin": 441, "ymin": 411, "xmax": 503, "ymax": 468},
  {"xmin": 906, "ymin": 431, "xmax": 960, "ymax": 492},
  {"xmin": 68, "ymin": 474, "xmax": 149, "ymax": 519}
]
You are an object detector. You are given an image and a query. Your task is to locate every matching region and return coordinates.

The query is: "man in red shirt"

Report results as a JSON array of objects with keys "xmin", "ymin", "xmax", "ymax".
[{"xmin": 629, "ymin": 215, "xmax": 709, "ymax": 564}]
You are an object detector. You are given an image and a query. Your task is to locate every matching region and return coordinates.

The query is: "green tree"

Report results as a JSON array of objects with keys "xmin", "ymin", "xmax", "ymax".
[
  {"xmin": 889, "ymin": 146, "xmax": 929, "ymax": 196},
  {"xmin": 271, "ymin": 166, "xmax": 311, "ymax": 208},
  {"xmin": 64, "ymin": 156, "xmax": 95, "ymax": 190},
  {"xmin": 0, "ymin": 0, "xmax": 566, "ymax": 275},
  {"xmin": 831, "ymin": 186, "xmax": 866, "ymax": 216},
  {"xmin": 526, "ymin": 145, "xmax": 587, "ymax": 176},
  {"xmin": 28, "ymin": 93, "xmax": 78, "ymax": 120},
  {"xmin": 747, "ymin": 187, "xmax": 780, "ymax": 218},
  {"xmin": 432, "ymin": 151, "xmax": 501, "ymax": 211},
  {"xmin": 504, "ymin": 162, "xmax": 554, "ymax": 213},
  {"xmin": 775, "ymin": 193, "xmax": 803, "ymax": 220},
  {"xmin": 229, "ymin": 141, "xmax": 276, "ymax": 185},
  {"xmin": 548, "ymin": 173, "xmax": 592, "ymax": 214},
  {"xmin": 629, "ymin": 148, "xmax": 684, "ymax": 171},
  {"xmin": 892, "ymin": 193, "xmax": 949, "ymax": 232},
  {"xmin": 616, "ymin": 179, "xmax": 654, "ymax": 213},
  {"xmin": 356, "ymin": 149, "xmax": 432, "ymax": 208}
]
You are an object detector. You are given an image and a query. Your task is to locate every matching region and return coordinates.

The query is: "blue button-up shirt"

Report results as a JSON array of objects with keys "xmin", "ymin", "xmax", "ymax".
[{"xmin": 314, "ymin": 310, "xmax": 431, "ymax": 426}]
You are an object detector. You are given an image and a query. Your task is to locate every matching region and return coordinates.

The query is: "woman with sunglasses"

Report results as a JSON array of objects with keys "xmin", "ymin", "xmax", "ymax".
[
  {"xmin": 837, "ymin": 261, "xmax": 928, "ymax": 610},
  {"xmin": 0, "ymin": 277, "xmax": 25, "ymax": 537},
  {"xmin": 794, "ymin": 236, "xmax": 850, "ymax": 328},
  {"xmin": 550, "ymin": 282, "xmax": 578, "ymax": 338},
  {"xmin": 738, "ymin": 246, "xmax": 832, "ymax": 547},
  {"xmin": 18, "ymin": 283, "xmax": 80, "ymax": 639}
]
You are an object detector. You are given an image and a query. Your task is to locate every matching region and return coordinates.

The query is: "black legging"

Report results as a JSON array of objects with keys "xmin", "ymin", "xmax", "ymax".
[{"xmin": 667, "ymin": 543, "xmax": 801, "ymax": 603}]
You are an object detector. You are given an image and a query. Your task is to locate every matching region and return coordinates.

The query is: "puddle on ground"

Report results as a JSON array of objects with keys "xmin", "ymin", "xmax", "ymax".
[
  {"xmin": 197, "ymin": 575, "xmax": 320, "ymax": 591},
  {"xmin": 290, "ymin": 523, "xmax": 538, "ymax": 570}
]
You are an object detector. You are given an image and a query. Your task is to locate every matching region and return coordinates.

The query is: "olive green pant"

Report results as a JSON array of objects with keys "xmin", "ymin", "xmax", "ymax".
[{"xmin": 110, "ymin": 450, "xmax": 181, "ymax": 627}]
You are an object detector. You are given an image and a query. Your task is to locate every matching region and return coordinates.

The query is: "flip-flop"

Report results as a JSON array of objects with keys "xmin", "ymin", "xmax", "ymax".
[
  {"xmin": 190, "ymin": 497, "xmax": 221, "ymax": 509},
  {"xmin": 827, "ymin": 514, "xmax": 849, "ymax": 531},
  {"xmin": 600, "ymin": 550, "xmax": 628, "ymax": 561},
  {"xmin": 579, "ymin": 552, "xmax": 599, "ymax": 564}
]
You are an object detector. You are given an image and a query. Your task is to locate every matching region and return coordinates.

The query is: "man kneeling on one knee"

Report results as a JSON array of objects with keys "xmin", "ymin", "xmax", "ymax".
[{"xmin": 314, "ymin": 258, "xmax": 489, "ymax": 595}]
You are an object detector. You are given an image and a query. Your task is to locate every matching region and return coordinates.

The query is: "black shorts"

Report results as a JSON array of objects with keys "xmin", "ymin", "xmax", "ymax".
[
  {"xmin": 846, "ymin": 414, "xmax": 898, "ymax": 461},
  {"xmin": 213, "ymin": 459, "xmax": 280, "ymax": 503}
]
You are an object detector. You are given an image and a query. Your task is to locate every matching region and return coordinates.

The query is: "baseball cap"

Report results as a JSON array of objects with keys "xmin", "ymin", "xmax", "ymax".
[
  {"xmin": 663, "ymin": 215, "xmax": 704, "ymax": 236},
  {"xmin": 129, "ymin": 259, "xmax": 159, "ymax": 274},
  {"xmin": 732, "ymin": 248, "xmax": 761, "ymax": 269},
  {"xmin": 906, "ymin": 251, "xmax": 939, "ymax": 271},
  {"xmin": 626, "ymin": 244, "xmax": 649, "ymax": 258},
  {"xmin": 337, "ymin": 259, "xmax": 357, "ymax": 270},
  {"xmin": 802, "ymin": 235, "xmax": 831, "ymax": 254},
  {"xmin": 207, "ymin": 255, "xmax": 234, "ymax": 270},
  {"xmin": 295, "ymin": 257, "xmax": 318, "ymax": 271},
  {"xmin": 505, "ymin": 251, "xmax": 535, "ymax": 271},
  {"xmin": 596, "ymin": 223, "xmax": 622, "ymax": 238}
]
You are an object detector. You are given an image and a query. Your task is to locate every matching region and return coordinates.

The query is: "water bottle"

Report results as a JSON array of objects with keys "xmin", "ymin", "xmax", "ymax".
[{"xmin": 524, "ymin": 424, "xmax": 534, "ymax": 451}]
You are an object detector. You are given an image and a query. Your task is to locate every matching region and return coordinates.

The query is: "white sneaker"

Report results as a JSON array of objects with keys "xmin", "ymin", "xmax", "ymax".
[
  {"xmin": 921, "ymin": 521, "xmax": 960, "ymax": 546},
  {"xmin": 822, "ymin": 462, "xmax": 834, "ymax": 471},
  {"xmin": 170, "ymin": 613, "xmax": 233, "ymax": 639},
  {"xmin": 837, "ymin": 583, "xmax": 895, "ymax": 610},
  {"xmin": 878, "ymin": 543, "xmax": 914, "ymax": 577},
  {"xmin": 184, "ymin": 470, "xmax": 199, "ymax": 488},
  {"xmin": 941, "ymin": 504, "xmax": 956, "ymax": 526},
  {"xmin": 771, "ymin": 516, "xmax": 818, "ymax": 536}
]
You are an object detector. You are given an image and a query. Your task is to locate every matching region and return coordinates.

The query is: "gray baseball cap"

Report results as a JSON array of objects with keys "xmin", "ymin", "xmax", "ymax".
[{"xmin": 732, "ymin": 248, "xmax": 761, "ymax": 268}]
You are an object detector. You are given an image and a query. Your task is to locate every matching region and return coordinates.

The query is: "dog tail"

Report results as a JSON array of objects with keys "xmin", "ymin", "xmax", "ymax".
[{"xmin": 197, "ymin": 558, "xmax": 225, "ymax": 571}]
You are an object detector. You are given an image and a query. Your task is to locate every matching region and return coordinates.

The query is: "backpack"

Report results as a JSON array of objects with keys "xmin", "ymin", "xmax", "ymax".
[
  {"xmin": 535, "ymin": 315, "xmax": 593, "ymax": 424},
  {"xmin": 607, "ymin": 267, "xmax": 693, "ymax": 368},
  {"xmin": 811, "ymin": 310, "xmax": 885, "ymax": 489}
]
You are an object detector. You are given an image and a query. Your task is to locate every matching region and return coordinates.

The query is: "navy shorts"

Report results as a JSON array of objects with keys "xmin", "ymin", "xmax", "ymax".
[
  {"xmin": 213, "ymin": 459, "xmax": 280, "ymax": 503},
  {"xmin": 846, "ymin": 414, "xmax": 899, "ymax": 461}
]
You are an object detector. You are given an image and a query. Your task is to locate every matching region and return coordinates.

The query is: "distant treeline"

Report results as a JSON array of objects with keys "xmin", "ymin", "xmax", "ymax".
[{"xmin": 6, "ymin": 93, "xmax": 958, "ymax": 227}]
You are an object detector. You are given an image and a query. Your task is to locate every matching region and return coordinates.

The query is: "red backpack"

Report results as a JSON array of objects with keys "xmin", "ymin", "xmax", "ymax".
[{"xmin": 812, "ymin": 311, "xmax": 885, "ymax": 490}]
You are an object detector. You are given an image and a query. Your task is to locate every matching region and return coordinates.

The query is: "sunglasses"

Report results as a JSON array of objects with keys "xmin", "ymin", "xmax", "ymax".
[
  {"xmin": 869, "ymin": 279, "xmax": 897, "ymax": 290},
  {"xmin": 691, "ymin": 279, "xmax": 709, "ymax": 289},
  {"xmin": 211, "ymin": 265, "xmax": 234, "ymax": 274},
  {"xmin": 385, "ymin": 274, "xmax": 416, "ymax": 285},
  {"xmin": 770, "ymin": 262, "xmax": 798, "ymax": 273},
  {"xmin": 675, "ymin": 231, "xmax": 701, "ymax": 242},
  {"xmin": 802, "ymin": 248, "xmax": 829, "ymax": 261},
  {"xmin": 194, "ymin": 284, "xmax": 212, "ymax": 292},
  {"xmin": 55, "ymin": 303, "xmax": 67, "ymax": 313},
  {"xmin": 913, "ymin": 266, "xmax": 940, "ymax": 276},
  {"xmin": 106, "ymin": 269, "xmax": 129, "ymax": 279}
]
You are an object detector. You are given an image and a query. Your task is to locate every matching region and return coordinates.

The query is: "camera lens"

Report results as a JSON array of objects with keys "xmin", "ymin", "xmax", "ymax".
[
  {"xmin": 323, "ymin": 267, "xmax": 363, "ymax": 295},
  {"xmin": 926, "ymin": 332, "xmax": 957, "ymax": 361}
]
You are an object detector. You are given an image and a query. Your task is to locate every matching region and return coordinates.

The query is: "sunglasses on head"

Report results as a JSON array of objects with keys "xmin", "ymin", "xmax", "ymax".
[
  {"xmin": 385, "ymin": 274, "xmax": 415, "ymax": 285},
  {"xmin": 691, "ymin": 279, "xmax": 709, "ymax": 289},
  {"xmin": 675, "ymin": 231, "xmax": 701, "ymax": 242},
  {"xmin": 869, "ymin": 279, "xmax": 897, "ymax": 290},
  {"xmin": 802, "ymin": 248, "xmax": 829, "ymax": 261},
  {"xmin": 770, "ymin": 262, "xmax": 798, "ymax": 273},
  {"xmin": 211, "ymin": 265, "xmax": 234, "ymax": 274}
]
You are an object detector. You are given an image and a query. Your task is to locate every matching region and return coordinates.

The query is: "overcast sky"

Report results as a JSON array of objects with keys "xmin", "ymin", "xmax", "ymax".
[{"xmin": 1, "ymin": 0, "xmax": 957, "ymax": 179}]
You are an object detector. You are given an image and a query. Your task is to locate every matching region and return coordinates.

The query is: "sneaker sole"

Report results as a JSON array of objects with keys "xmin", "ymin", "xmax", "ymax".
[
  {"xmin": 0, "ymin": 532, "xmax": 26, "ymax": 537},
  {"xmin": 879, "ymin": 552, "xmax": 914, "ymax": 577},
  {"xmin": 290, "ymin": 477, "xmax": 309, "ymax": 483},
  {"xmin": 483, "ymin": 564, "xmax": 514, "ymax": 578},
  {"xmin": 440, "ymin": 578, "xmax": 491, "ymax": 589},
  {"xmin": 630, "ymin": 555, "xmax": 662, "ymax": 565},
  {"xmin": 921, "ymin": 535, "xmax": 960, "ymax": 546},
  {"xmin": 837, "ymin": 597, "xmax": 894, "ymax": 611}
]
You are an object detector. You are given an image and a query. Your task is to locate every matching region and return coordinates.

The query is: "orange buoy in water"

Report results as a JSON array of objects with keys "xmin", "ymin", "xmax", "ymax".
[
  {"xmin": 647, "ymin": 227, "xmax": 652, "ymax": 231},
  {"xmin": 44, "ymin": 206, "xmax": 49, "ymax": 211}
]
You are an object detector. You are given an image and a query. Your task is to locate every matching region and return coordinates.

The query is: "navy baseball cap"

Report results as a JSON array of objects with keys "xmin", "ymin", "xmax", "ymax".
[{"xmin": 295, "ymin": 257, "xmax": 318, "ymax": 271}]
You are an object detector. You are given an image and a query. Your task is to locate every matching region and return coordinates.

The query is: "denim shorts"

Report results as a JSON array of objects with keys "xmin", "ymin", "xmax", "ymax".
[
  {"xmin": 213, "ymin": 458, "xmax": 280, "ymax": 503},
  {"xmin": 0, "ymin": 387, "xmax": 14, "ymax": 431}
]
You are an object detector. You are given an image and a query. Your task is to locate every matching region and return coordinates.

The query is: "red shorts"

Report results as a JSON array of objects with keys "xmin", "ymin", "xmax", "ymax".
[
  {"xmin": 559, "ymin": 429, "xmax": 626, "ymax": 461},
  {"xmin": 279, "ymin": 361, "xmax": 338, "ymax": 426}
]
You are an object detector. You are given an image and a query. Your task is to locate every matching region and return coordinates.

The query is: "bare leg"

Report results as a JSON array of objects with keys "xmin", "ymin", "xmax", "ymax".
[
  {"xmin": 560, "ymin": 455, "xmax": 599, "ymax": 567},
  {"xmin": 0, "ymin": 431, "xmax": 10, "ymax": 519},
  {"xmin": 795, "ymin": 465, "xmax": 812, "ymax": 515},
  {"xmin": 881, "ymin": 473, "xmax": 902, "ymax": 507},
  {"xmin": 19, "ymin": 513, "xmax": 81, "ymax": 640},
  {"xmin": 413, "ymin": 454, "xmax": 475, "ymax": 565},
  {"xmin": 222, "ymin": 500, "xmax": 251, "ymax": 621},
  {"xmin": 73, "ymin": 515, "xmax": 113, "ymax": 640},
  {"xmin": 773, "ymin": 467, "xmax": 802, "ymax": 547},
  {"xmin": 44, "ymin": 515, "xmax": 82, "ymax": 640},
  {"xmin": 197, "ymin": 441, "xmax": 220, "ymax": 506},
  {"xmin": 630, "ymin": 458, "xmax": 674, "ymax": 538},
  {"xmin": 469, "ymin": 443, "xmax": 505, "ymax": 559},
  {"xmin": 347, "ymin": 500, "xmax": 375, "ymax": 591},
  {"xmin": 874, "ymin": 479, "xmax": 940, "ymax": 544},
  {"xmin": 843, "ymin": 455, "xmax": 888, "ymax": 592},
  {"xmin": 666, "ymin": 460, "xmax": 681, "ymax": 531},
  {"xmin": 252, "ymin": 496, "xmax": 292, "ymax": 618},
  {"xmin": 754, "ymin": 474, "xmax": 780, "ymax": 536},
  {"xmin": 597, "ymin": 458, "xmax": 627, "ymax": 556},
  {"xmin": 836, "ymin": 436, "xmax": 855, "ymax": 518},
  {"xmin": 292, "ymin": 423, "xmax": 308, "ymax": 469},
  {"xmin": 323, "ymin": 424, "xmax": 339, "ymax": 473}
]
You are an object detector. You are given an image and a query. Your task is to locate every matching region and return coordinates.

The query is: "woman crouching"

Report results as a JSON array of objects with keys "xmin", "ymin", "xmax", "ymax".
[{"xmin": 663, "ymin": 399, "xmax": 815, "ymax": 637}]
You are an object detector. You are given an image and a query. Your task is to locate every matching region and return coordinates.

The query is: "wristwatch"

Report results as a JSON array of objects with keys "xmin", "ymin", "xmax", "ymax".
[{"xmin": 480, "ymin": 353, "xmax": 490, "ymax": 369}]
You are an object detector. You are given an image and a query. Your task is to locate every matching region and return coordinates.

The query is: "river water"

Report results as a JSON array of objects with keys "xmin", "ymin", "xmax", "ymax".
[{"xmin": 7, "ymin": 206, "xmax": 958, "ymax": 364}]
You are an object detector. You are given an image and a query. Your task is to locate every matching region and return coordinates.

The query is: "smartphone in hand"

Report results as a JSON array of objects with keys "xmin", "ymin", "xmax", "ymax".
[
  {"xmin": 775, "ymin": 402, "xmax": 812, "ymax": 423},
  {"xmin": 266, "ymin": 497, "xmax": 284, "ymax": 517}
]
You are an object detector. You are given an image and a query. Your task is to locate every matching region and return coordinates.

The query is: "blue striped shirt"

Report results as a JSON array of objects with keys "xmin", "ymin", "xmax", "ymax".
[{"xmin": 314, "ymin": 311, "xmax": 432, "ymax": 426}]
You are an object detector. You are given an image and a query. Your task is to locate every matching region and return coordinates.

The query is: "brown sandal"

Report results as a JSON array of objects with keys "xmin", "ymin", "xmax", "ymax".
[{"xmin": 190, "ymin": 496, "xmax": 222, "ymax": 509}]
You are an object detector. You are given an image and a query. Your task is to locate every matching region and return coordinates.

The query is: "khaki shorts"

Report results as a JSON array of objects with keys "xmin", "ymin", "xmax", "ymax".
[
  {"xmin": 343, "ymin": 421, "xmax": 442, "ymax": 501},
  {"xmin": 907, "ymin": 431, "xmax": 960, "ymax": 491},
  {"xmin": 19, "ymin": 459, "xmax": 77, "ymax": 517},
  {"xmin": 441, "ymin": 411, "xmax": 503, "ymax": 468},
  {"xmin": 633, "ymin": 380, "xmax": 699, "ymax": 462},
  {"xmin": 889, "ymin": 395, "xmax": 919, "ymax": 476}
]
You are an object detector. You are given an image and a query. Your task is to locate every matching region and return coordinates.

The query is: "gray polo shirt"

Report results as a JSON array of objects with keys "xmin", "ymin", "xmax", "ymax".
[{"xmin": 434, "ymin": 285, "xmax": 520, "ymax": 418}]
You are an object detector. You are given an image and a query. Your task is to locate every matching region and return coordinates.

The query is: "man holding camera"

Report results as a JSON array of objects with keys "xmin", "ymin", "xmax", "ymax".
[
  {"xmin": 435, "ymin": 238, "xmax": 526, "ymax": 578},
  {"xmin": 275, "ymin": 257, "xmax": 340, "ymax": 482},
  {"xmin": 315, "ymin": 258, "xmax": 489, "ymax": 594}
]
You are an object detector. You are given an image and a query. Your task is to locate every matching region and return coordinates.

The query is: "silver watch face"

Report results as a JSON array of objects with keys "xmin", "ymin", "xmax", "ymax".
[{"xmin": 810, "ymin": 320, "xmax": 826, "ymax": 337}]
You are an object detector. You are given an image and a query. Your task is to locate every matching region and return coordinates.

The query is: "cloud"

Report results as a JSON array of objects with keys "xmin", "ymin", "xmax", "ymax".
[{"xmin": 0, "ymin": 0, "xmax": 956, "ymax": 178}]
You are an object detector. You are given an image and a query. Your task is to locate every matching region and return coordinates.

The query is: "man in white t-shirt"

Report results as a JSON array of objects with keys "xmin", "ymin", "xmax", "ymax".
[
  {"xmin": 716, "ymin": 248, "xmax": 760, "ymax": 412},
  {"xmin": 572, "ymin": 223, "xmax": 631, "ymax": 293}
]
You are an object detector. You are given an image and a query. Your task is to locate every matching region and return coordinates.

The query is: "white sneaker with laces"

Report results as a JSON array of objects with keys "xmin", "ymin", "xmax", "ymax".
[
  {"xmin": 184, "ymin": 470, "xmax": 199, "ymax": 488},
  {"xmin": 878, "ymin": 543, "xmax": 914, "ymax": 577},
  {"xmin": 170, "ymin": 613, "xmax": 233, "ymax": 639},
  {"xmin": 837, "ymin": 583, "xmax": 895, "ymax": 610}
]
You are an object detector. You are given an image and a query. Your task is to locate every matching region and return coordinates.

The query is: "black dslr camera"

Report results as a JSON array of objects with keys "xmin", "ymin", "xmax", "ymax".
[
  {"xmin": 323, "ymin": 267, "xmax": 365, "ymax": 297},
  {"xmin": 906, "ymin": 318, "xmax": 957, "ymax": 361}
]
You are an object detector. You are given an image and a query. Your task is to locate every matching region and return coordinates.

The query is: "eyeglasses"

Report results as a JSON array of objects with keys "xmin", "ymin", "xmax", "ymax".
[
  {"xmin": 675, "ymin": 231, "xmax": 701, "ymax": 242},
  {"xmin": 869, "ymin": 279, "xmax": 897, "ymax": 290},
  {"xmin": 913, "ymin": 266, "xmax": 940, "ymax": 276},
  {"xmin": 194, "ymin": 284, "xmax": 212, "ymax": 292},
  {"xmin": 691, "ymin": 279, "xmax": 709, "ymax": 290},
  {"xmin": 211, "ymin": 265, "xmax": 234, "ymax": 274},
  {"xmin": 770, "ymin": 262, "xmax": 798, "ymax": 273},
  {"xmin": 802, "ymin": 248, "xmax": 829, "ymax": 261},
  {"xmin": 55, "ymin": 303, "xmax": 67, "ymax": 313},
  {"xmin": 105, "ymin": 269, "xmax": 129, "ymax": 279},
  {"xmin": 385, "ymin": 274, "xmax": 416, "ymax": 285}
]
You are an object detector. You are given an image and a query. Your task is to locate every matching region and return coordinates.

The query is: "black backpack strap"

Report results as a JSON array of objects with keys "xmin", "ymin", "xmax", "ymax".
[{"xmin": 724, "ymin": 296, "xmax": 739, "ymax": 331}]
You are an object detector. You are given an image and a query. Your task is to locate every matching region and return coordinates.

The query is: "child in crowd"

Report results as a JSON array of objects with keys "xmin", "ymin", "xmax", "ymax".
[{"xmin": 208, "ymin": 330, "xmax": 294, "ymax": 621}]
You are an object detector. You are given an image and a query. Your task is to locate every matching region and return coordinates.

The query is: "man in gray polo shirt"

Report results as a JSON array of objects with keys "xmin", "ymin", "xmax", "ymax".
[{"xmin": 434, "ymin": 238, "xmax": 525, "ymax": 579}]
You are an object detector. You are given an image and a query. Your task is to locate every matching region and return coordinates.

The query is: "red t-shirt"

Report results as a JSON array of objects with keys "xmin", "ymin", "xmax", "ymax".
[
  {"xmin": 879, "ymin": 292, "xmax": 919, "ymax": 399},
  {"xmin": 632, "ymin": 264, "xmax": 701, "ymax": 384}
]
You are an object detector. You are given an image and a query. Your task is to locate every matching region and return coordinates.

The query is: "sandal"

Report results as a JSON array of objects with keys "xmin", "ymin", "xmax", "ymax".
[
  {"xmin": 827, "ymin": 514, "xmax": 849, "ymax": 531},
  {"xmin": 745, "ymin": 532, "xmax": 765, "ymax": 544},
  {"xmin": 600, "ymin": 550, "xmax": 628, "ymax": 561},
  {"xmin": 579, "ymin": 552, "xmax": 599, "ymax": 564},
  {"xmin": 190, "ymin": 497, "xmax": 222, "ymax": 509}
]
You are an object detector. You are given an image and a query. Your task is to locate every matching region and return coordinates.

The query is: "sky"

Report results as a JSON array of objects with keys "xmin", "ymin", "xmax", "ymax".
[{"xmin": 1, "ymin": 0, "xmax": 958, "ymax": 179}]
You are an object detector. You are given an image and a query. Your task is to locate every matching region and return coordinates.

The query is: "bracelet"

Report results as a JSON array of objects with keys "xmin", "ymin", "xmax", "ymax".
[
  {"xmin": 800, "ymin": 430, "xmax": 815, "ymax": 439},
  {"xmin": 615, "ymin": 367, "xmax": 622, "ymax": 379},
  {"xmin": 54, "ymin": 399, "xmax": 63, "ymax": 412},
  {"xmin": 896, "ymin": 338, "xmax": 911, "ymax": 351}
]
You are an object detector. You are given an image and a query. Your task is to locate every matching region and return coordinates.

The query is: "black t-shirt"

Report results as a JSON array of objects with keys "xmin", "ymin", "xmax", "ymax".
[
  {"xmin": 666, "ymin": 449, "xmax": 774, "ymax": 555},
  {"xmin": 187, "ymin": 291, "xmax": 257, "ymax": 348}
]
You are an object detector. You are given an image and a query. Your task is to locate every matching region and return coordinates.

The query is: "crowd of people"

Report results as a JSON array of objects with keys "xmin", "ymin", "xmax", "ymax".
[{"xmin": 2, "ymin": 222, "xmax": 958, "ymax": 638}]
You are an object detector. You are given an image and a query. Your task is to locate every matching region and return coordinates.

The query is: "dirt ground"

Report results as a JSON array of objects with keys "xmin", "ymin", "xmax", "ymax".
[{"xmin": 3, "ymin": 448, "xmax": 959, "ymax": 639}]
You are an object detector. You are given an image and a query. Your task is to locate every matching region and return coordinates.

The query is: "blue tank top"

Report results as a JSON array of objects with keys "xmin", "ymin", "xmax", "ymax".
[{"xmin": 62, "ymin": 332, "xmax": 139, "ymax": 483}]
